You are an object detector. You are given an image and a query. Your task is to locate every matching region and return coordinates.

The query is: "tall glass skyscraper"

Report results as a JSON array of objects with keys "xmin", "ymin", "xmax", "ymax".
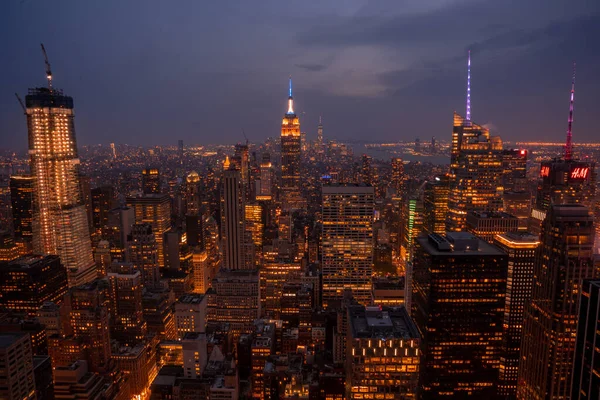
[
  {"xmin": 517, "ymin": 205, "xmax": 596, "ymax": 399},
  {"xmin": 321, "ymin": 184, "xmax": 374, "ymax": 307},
  {"xmin": 25, "ymin": 87, "xmax": 96, "ymax": 287}
]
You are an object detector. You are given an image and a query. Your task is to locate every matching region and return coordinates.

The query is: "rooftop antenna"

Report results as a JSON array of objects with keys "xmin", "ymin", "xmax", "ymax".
[
  {"xmin": 15, "ymin": 93, "xmax": 26, "ymax": 115},
  {"xmin": 242, "ymin": 129, "xmax": 249, "ymax": 145},
  {"xmin": 40, "ymin": 43, "xmax": 53, "ymax": 90},
  {"xmin": 287, "ymin": 76, "xmax": 294, "ymax": 114},
  {"xmin": 466, "ymin": 50, "xmax": 471, "ymax": 121},
  {"xmin": 565, "ymin": 62, "xmax": 576, "ymax": 161}
]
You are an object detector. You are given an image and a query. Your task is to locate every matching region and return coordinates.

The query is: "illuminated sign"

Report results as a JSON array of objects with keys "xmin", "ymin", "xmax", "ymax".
[
  {"xmin": 570, "ymin": 167, "xmax": 590, "ymax": 180},
  {"xmin": 540, "ymin": 166, "xmax": 550, "ymax": 177}
]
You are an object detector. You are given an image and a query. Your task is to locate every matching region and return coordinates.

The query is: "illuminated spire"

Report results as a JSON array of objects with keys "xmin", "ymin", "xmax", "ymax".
[
  {"xmin": 565, "ymin": 63, "xmax": 576, "ymax": 161},
  {"xmin": 466, "ymin": 50, "xmax": 471, "ymax": 121},
  {"xmin": 287, "ymin": 76, "xmax": 294, "ymax": 115}
]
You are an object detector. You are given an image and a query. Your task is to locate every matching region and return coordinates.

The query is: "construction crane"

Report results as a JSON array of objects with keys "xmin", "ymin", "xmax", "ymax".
[
  {"xmin": 242, "ymin": 129, "xmax": 249, "ymax": 146},
  {"xmin": 40, "ymin": 43, "xmax": 53, "ymax": 89},
  {"xmin": 15, "ymin": 93, "xmax": 26, "ymax": 115}
]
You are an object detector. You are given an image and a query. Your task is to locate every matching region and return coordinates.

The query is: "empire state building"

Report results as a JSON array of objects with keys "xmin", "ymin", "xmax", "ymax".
[{"xmin": 280, "ymin": 78, "xmax": 304, "ymax": 211}]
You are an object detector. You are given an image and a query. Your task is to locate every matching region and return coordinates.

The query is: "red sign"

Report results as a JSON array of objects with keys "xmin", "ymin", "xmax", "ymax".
[
  {"xmin": 570, "ymin": 167, "xmax": 590, "ymax": 180},
  {"xmin": 540, "ymin": 166, "xmax": 550, "ymax": 177}
]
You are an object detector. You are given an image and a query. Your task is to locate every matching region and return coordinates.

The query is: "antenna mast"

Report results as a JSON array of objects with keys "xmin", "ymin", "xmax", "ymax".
[
  {"xmin": 40, "ymin": 43, "xmax": 53, "ymax": 90},
  {"xmin": 565, "ymin": 63, "xmax": 575, "ymax": 161},
  {"xmin": 466, "ymin": 50, "xmax": 471, "ymax": 121}
]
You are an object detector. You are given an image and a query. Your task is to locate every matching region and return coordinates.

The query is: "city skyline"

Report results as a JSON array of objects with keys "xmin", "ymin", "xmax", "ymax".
[
  {"xmin": 1, "ymin": 1, "xmax": 600, "ymax": 150},
  {"xmin": 1, "ymin": 3, "xmax": 600, "ymax": 399}
]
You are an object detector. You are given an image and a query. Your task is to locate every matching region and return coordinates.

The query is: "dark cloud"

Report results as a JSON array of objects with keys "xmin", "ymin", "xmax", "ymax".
[{"xmin": 295, "ymin": 63, "xmax": 329, "ymax": 72}]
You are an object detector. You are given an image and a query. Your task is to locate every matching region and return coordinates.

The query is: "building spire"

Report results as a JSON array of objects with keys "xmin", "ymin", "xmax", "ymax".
[
  {"xmin": 466, "ymin": 50, "xmax": 471, "ymax": 121},
  {"xmin": 287, "ymin": 76, "xmax": 294, "ymax": 115},
  {"xmin": 565, "ymin": 63, "xmax": 576, "ymax": 161}
]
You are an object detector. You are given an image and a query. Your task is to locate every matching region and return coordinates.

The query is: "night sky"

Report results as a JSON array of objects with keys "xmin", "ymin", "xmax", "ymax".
[{"xmin": 1, "ymin": 0, "xmax": 599, "ymax": 150}]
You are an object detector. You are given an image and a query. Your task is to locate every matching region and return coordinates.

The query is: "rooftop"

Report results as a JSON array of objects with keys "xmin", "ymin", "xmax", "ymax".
[
  {"xmin": 419, "ymin": 232, "xmax": 505, "ymax": 256},
  {"xmin": 177, "ymin": 293, "xmax": 205, "ymax": 304},
  {"xmin": 348, "ymin": 306, "xmax": 419, "ymax": 340},
  {"xmin": 0, "ymin": 332, "xmax": 28, "ymax": 348}
]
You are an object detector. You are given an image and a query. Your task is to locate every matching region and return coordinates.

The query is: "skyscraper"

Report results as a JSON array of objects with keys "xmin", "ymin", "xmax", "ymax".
[
  {"xmin": 494, "ymin": 232, "xmax": 540, "ymax": 398},
  {"xmin": 517, "ymin": 205, "xmax": 596, "ymax": 399},
  {"xmin": 25, "ymin": 84, "xmax": 96, "ymax": 287},
  {"xmin": 571, "ymin": 279, "xmax": 600, "ymax": 400},
  {"xmin": 390, "ymin": 157, "xmax": 405, "ymax": 194},
  {"xmin": 0, "ymin": 333, "xmax": 36, "ymax": 400},
  {"xmin": 0, "ymin": 255, "xmax": 68, "ymax": 317},
  {"xmin": 501, "ymin": 149, "xmax": 528, "ymax": 192},
  {"xmin": 9, "ymin": 175, "xmax": 34, "ymax": 245},
  {"xmin": 346, "ymin": 305, "xmax": 421, "ymax": 399},
  {"xmin": 447, "ymin": 52, "xmax": 504, "ymax": 231},
  {"xmin": 107, "ymin": 262, "xmax": 147, "ymax": 345},
  {"xmin": 142, "ymin": 168, "xmax": 161, "ymax": 195},
  {"xmin": 91, "ymin": 185, "xmax": 115, "ymax": 235},
  {"xmin": 528, "ymin": 67, "xmax": 596, "ymax": 236},
  {"xmin": 221, "ymin": 168, "xmax": 245, "ymax": 270},
  {"xmin": 258, "ymin": 153, "xmax": 273, "ymax": 200},
  {"xmin": 423, "ymin": 175, "xmax": 450, "ymax": 235},
  {"xmin": 322, "ymin": 184, "xmax": 374, "ymax": 307},
  {"xmin": 466, "ymin": 210, "xmax": 519, "ymax": 243},
  {"xmin": 412, "ymin": 232, "xmax": 508, "ymax": 398},
  {"xmin": 126, "ymin": 194, "xmax": 171, "ymax": 267},
  {"xmin": 447, "ymin": 112, "xmax": 504, "ymax": 231},
  {"xmin": 280, "ymin": 78, "xmax": 303, "ymax": 211},
  {"xmin": 234, "ymin": 143, "xmax": 250, "ymax": 186}
]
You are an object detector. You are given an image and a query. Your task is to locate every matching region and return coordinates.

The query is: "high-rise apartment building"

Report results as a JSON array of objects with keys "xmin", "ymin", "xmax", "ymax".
[
  {"xmin": 25, "ymin": 87, "xmax": 96, "ymax": 287},
  {"xmin": 517, "ymin": 205, "xmax": 596, "ymax": 399},
  {"xmin": 126, "ymin": 223, "xmax": 160, "ymax": 287},
  {"xmin": 126, "ymin": 194, "xmax": 171, "ymax": 267},
  {"xmin": 280, "ymin": 78, "xmax": 303, "ymax": 211},
  {"xmin": 0, "ymin": 255, "xmax": 68, "ymax": 317},
  {"xmin": 571, "ymin": 279, "xmax": 600, "ymax": 400},
  {"xmin": 65, "ymin": 280, "xmax": 112, "ymax": 373},
  {"xmin": 494, "ymin": 232, "xmax": 540, "ymax": 398},
  {"xmin": 322, "ymin": 184, "xmax": 374, "ymax": 307},
  {"xmin": 361, "ymin": 155, "xmax": 373, "ymax": 186},
  {"xmin": 0, "ymin": 332, "xmax": 36, "ymax": 400},
  {"xmin": 184, "ymin": 171, "xmax": 201, "ymax": 216},
  {"xmin": 142, "ymin": 168, "xmax": 161, "ymax": 195},
  {"xmin": 412, "ymin": 232, "xmax": 508, "ymax": 398},
  {"xmin": 9, "ymin": 175, "xmax": 34, "ymax": 245},
  {"xmin": 91, "ymin": 185, "xmax": 115, "ymax": 234},
  {"xmin": 346, "ymin": 305, "xmax": 421, "ymax": 399},
  {"xmin": 391, "ymin": 157, "xmax": 405, "ymax": 194},
  {"xmin": 107, "ymin": 262, "xmax": 147, "ymax": 345}
]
